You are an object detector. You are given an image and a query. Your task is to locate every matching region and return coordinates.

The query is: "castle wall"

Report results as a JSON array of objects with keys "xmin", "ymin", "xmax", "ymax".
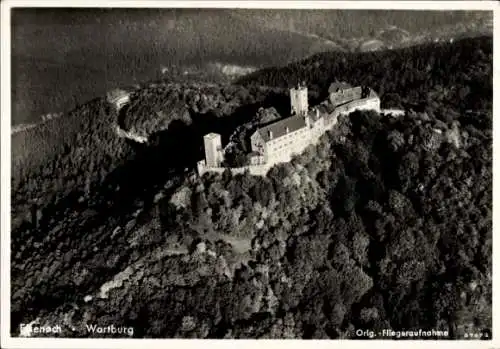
[
  {"xmin": 263, "ymin": 126, "xmax": 307, "ymax": 164},
  {"xmin": 197, "ymin": 161, "xmax": 272, "ymax": 177},
  {"xmin": 353, "ymin": 97, "xmax": 380, "ymax": 113},
  {"xmin": 198, "ymin": 117, "xmax": 340, "ymax": 178},
  {"xmin": 311, "ymin": 117, "xmax": 325, "ymax": 140},
  {"xmin": 332, "ymin": 96, "xmax": 381, "ymax": 117},
  {"xmin": 381, "ymin": 109, "xmax": 405, "ymax": 117},
  {"xmin": 250, "ymin": 155, "xmax": 265, "ymax": 165}
]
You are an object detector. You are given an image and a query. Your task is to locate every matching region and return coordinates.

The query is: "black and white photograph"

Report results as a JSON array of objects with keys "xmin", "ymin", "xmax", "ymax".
[{"xmin": 0, "ymin": 1, "xmax": 497, "ymax": 347}]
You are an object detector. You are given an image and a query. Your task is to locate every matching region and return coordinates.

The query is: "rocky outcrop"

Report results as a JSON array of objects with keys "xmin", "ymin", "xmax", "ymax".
[{"xmin": 114, "ymin": 125, "xmax": 148, "ymax": 144}]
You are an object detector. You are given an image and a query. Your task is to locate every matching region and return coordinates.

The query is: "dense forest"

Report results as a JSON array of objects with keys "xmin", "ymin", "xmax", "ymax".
[
  {"xmin": 237, "ymin": 35, "xmax": 492, "ymax": 113},
  {"xmin": 11, "ymin": 35, "xmax": 492, "ymax": 339}
]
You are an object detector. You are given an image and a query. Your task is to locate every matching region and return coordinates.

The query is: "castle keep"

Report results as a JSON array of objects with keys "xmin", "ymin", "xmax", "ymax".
[
  {"xmin": 203, "ymin": 133, "xmax": 224, "ymax": 168},
  {"xmin": 197, "ymin": 82, "xmax": 381, "ymax": 176},
  {"xmin": 289, "ymin": 84, "xmax": 309, "ymax": 116}
]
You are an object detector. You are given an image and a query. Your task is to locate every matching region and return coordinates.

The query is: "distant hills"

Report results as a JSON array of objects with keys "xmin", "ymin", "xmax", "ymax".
[
  {"xmin": 11, "ymin": 8, "xmax": 492, "ymax": 125},
  {"xmin": 231, "ymin": 9, "xmax": 492, "ymax": 52}
]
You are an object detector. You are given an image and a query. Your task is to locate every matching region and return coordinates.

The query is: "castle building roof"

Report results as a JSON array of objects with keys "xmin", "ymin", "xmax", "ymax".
[
  {"xmin": 256, "ymin": 115, "xmax": 306, "ymax": 142},
  {"xmin": 330, "ymin": 86, "xmax": 379, "ymax": 107}
]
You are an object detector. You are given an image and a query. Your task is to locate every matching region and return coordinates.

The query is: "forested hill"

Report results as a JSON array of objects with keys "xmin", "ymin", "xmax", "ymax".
[
  {"xmin": 11, "ymin": 35, "xmax": 492, "ymax": 339},
  {"xmin": 237, "ymin": 35, "xmax": 492, "ymax": 114}
]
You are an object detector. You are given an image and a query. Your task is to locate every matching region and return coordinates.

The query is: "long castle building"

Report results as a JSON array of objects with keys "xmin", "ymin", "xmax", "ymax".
[{"xmin": 197, "ymin": 82, "xmax": 381, "ymax": 176}]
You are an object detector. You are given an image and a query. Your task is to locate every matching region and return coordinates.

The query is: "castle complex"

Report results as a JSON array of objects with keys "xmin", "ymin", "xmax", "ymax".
[{"xmin": 197, "ymin": 82, "xmax": 381, "ymax": 177}]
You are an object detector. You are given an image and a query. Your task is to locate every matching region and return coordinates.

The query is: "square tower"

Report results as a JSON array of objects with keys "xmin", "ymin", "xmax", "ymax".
[
  {"xmin": 203, "ymin": 133, "xmax": 223, "ymax": 167},
  {"xmin": 290, "ymin": 85, "xmax": 308, "ymax": 116}
]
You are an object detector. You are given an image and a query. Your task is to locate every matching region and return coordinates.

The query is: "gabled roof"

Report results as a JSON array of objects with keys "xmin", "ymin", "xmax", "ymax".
[{"xmin": 256, "ymin": 115, "xmax": 306, "ymax": 143}]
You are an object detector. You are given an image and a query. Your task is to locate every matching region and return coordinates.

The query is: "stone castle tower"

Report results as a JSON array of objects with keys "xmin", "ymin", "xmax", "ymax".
[
  {"xmin": 203, "ymin": 133, "xmax": 223, "ymax": 167},
  {"xmin": 290, "ymin": 83, "xmax": 308, "ymax": 116}
]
